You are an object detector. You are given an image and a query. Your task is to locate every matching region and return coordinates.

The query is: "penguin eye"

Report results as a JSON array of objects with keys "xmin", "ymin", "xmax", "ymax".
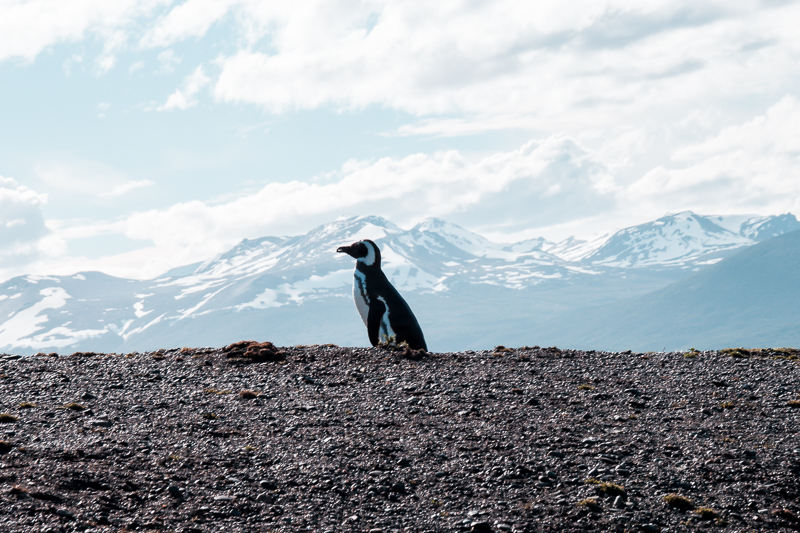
[{"xmin": 357, "ymin": 243, "xmax": 369, "ymax": 257}]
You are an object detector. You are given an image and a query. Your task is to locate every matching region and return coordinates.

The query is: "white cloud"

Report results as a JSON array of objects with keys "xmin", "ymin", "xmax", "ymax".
[
  {"xmin": 101, "ymin": 180, "xmax": 154, "ymax": 197},
  {"xmin": 34, "ymin": 158, "xmax": 150, "ymax": 198},
  {"xmin": 205, "ymin": 0, "xmax": 800, "ymax": 135},
  {"xmin": 0, "ymin": 177, "xmax": 50, "ymax": 268},
  {"xmin": 625, "ymin": 96, "xmax": 800, "ymax": 216},
  {"xmin": 157, "ymin": 65, "xmax": 210, "ymax": 110},
  {"xmin": 4, "ymin": 1, "xmax": 799, "ymax": 140},
  {"xmin": 156, "ymin": 49, "xmax": 180, "ymax": 73},
  {"xmin": 129, "ymin": 59, "xmax": 145, "ymax": 73},
  {"xmin": 0, "ymin": 0, "xmax": 167, "ymax": 63},
  {"xmin": 11, "ymin": 95, "xmax": 800, "ymax": 282},
  {"xmin": 71, "ymin": 135, "xmax": 613, "ymax": 273},
  {"xmin": 3, "ymin": 135, "xmax": 608, "ymax": 280},
  {"xmin": 141, "ymin": 0, "xmax": 235, "ymax": 48}
]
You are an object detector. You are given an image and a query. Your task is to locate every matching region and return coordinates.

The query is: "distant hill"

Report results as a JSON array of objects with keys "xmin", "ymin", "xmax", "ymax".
[
  {"xmin": 1, "ymin": 212, "xmax": 798, "ymax": 354},
  {"xmin": 536, "ymin": 229, "xmax": 800, "ymax": 351}
]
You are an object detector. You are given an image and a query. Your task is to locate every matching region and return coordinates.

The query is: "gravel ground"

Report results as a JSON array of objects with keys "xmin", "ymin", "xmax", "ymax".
[{"xmin": 1, "ymin": 343, "xmax": 799, "ymax": 533}]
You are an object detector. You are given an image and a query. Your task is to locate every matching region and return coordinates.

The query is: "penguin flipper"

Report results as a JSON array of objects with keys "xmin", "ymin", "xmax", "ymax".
[{"xmin": 366, "ymin": 297, "xmax": 386, "ymax": 346}]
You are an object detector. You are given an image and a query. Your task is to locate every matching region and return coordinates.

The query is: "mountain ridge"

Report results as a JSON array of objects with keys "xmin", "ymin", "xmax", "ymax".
[
  {"xmin": 534, "ymin": 229, "xmax": 800, "ymax": 351},
  {"xmin": 1, "ymin": 211, "xmax": 798, "ymax": 354}
]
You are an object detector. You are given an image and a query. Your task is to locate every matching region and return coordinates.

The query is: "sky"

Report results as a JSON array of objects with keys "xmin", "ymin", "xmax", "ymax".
[{"xmin": 1, "ymin": 0, "xmax": 799, "ymax": 283}]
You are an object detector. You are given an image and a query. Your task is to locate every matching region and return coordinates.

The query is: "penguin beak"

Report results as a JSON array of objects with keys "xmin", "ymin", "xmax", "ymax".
[{"xmin": 336, "ymin": 244, "xmax": 357, "ymax": 257}]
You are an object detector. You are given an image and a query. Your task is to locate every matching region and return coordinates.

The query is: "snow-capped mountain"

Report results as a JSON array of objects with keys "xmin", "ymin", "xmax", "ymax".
[
  {"xmin": 0, "ymin": 211, "xmax": 797, "ymax": 354},
  {"xmin": 575, "ymin": 211, "xmax": 800, "ymax": 268}
]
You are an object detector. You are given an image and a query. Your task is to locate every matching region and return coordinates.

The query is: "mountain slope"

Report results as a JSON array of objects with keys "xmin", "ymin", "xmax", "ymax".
[
  {"xmin": 537, "ymin": 229, "xmax": 800, "ymax": 351},
  {"xmin": 582, "ymin": 212, "xmax": 751, "ymax": 267},
  {"xmin": 1, "ymin": 213, "xmax": 798, "ymax": 354}
]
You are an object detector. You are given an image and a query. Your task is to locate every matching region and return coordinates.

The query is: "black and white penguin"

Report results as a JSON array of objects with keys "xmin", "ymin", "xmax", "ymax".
[{"xmin": 336, "ymin": 239, "xmax": 428, "ymax": 351}]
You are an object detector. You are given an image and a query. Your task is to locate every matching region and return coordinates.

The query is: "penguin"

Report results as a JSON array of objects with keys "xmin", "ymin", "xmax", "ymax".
[{"xmin": 336, "ymin": 239, "xmax": 428, "ymax": 351}]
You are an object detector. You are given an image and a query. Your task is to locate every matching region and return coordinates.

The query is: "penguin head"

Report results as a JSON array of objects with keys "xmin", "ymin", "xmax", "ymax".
[{"xmin": 336, "ymin": 239, "xmax": 381, "ymax": 267}]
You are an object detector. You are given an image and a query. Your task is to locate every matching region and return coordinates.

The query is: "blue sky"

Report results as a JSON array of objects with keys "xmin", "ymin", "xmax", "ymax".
[{"xmin": 1, "ymin": 0, "xmax": 800, "ymax": 282}]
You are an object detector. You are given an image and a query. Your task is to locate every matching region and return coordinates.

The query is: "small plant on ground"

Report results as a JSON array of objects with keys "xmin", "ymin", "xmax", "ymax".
[
  {"xmin": 663, "ymin": 493, "xmax": 694, "ymax": 510},
  {"xmin": 720, "ymin": 401, "xmax": 736, "ymax": 409},
  {"xmin": 0, "ymin": 414, "xmax": 19, "ymax": 423},
  {"xmin": 787, "ymin": 400, "xmax": 800, "ymax": 408},
  {"xmin": 18, "ymin": 402, "xmax": 36, "ymax": 408},
  {"xmin": 684, "ymin": 348, "xmax": 700, "ymax": 358},
  {"xmin": 721, "ymin": 348, "xmax": 749, "ymax": 358},
  {"xmin": 201, "ymin": 412, "xmax": 218, "ymax": 420},
  {"xmin": 63, "ymin": 403, "xmax": 86, "ymax": 411},
  {"xmin": 584, "ymin": 478, "xmax": 601, "ymax": 485},
  {"xmin": 578, "ymin": 384, "xmax": 595, "ymax": 390},
  {"xmin": 694, "ymin": 507, "xmax": 719, "ymax": 520},
  {"xmin": 596, "ymin": 482, "xmax": 626, "ymax": 496},
  {"xmin": 204, "ymin": 388, "xmax": 232, "ymax": 395},
  {"xmin": 577, "ymin": 498, "xmax": 601, "ymax": 510},
  {"xmin": 239, "ymin": 390, "xmax": 259, "ymax": 399}
]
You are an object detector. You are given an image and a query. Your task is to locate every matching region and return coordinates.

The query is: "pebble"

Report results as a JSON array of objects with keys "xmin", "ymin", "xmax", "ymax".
[
  {"xmin": 470, "ymin": 521, "xmax": 492, "ymax": 533},
  {"xmin": 0, "ymin": 346, "xmax": 797, "ymax": 533}
]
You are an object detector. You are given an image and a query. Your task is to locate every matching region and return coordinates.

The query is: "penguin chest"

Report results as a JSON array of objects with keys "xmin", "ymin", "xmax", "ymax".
[{"xmin": 353, "ymin": 270, "xmax": 370, "ymax": 327}]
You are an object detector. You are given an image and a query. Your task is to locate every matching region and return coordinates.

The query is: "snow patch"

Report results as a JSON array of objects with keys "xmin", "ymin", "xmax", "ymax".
[
  {"xmin": 133, "ymin": 301, "xmax": 153, "ymax": 318},
  {"xmin": 0, "ymin": 287, "xmax": 75, "ymax": 349}
]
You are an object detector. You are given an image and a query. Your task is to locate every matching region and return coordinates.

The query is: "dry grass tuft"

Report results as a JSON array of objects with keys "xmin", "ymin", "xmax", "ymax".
[
  {"xmin": 694, "ymin": 507, "xmax": 719, "ymax": 520},
  {"xmin": 0, "ymin": 413, "xmax": 19, "ymax": 423},
  {"xmin": 577, "ymin": 498, "xmax": 601, "ymax": 510},
  {"xmin": 239, "ymin": 390, "xmax": 259, "ymax": 399},
  {"xmin": 721, "ymin": 348, "xmax": 749, "ymax": 358},
  {"xmin": 222, "ymin": 340, "xmax": 286, "ymax": 364},
  {"xmin": 663, "ymin": 493, "xmax": 694, "ymax": 510},
  {"xmin": 596, "ymin": 482, "xmax": 626, "ymax": 496}
]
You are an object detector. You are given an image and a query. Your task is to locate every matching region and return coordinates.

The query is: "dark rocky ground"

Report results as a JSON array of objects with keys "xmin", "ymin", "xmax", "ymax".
[{"xmin": 1, "ymin": 343, "xmax": 799, "ymax": 533}]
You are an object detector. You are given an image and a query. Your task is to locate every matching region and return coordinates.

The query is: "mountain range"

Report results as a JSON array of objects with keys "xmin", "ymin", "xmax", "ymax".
[{"xmin": 1, "ymin": 211, "xmax": 798, "ymax": 355}]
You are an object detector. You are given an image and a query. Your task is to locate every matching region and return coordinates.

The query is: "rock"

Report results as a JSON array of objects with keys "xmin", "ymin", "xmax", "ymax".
[
  {"xmin": 470, "ymin": 521, "xmax": 493, "ymax": 532},
  {"xmin": 0, "ymin": 346, "xmax": 795, "ymax": 533}
]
